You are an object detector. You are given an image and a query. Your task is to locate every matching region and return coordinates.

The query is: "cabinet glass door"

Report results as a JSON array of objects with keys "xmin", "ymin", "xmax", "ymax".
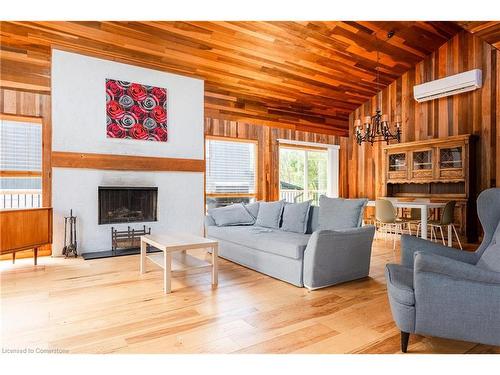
[
  {"xmin": 388, "ymin": 153, "xmax": 406, "ymax": 171},
  {"xmin": 413, "ymin": 150, "xmax": 432, "ymax": 170},
  {"xmin": 440, "ymin": 147, "xmax": 462, "ymax": 169}
]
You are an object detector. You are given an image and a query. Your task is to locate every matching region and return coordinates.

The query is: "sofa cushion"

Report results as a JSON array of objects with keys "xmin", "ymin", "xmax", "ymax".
[
  {"xmin": 476, "ymin": 221, "xmax": 500, "ymax": 272},
  {"xmin": 318, "ymin": 196, "xmax": 367, "ymax": 230},
  {"xmin": 206, "ymin": 225, "xmax": 310, "ymax": 259},
  {"xmin": 244, "ymin": 202, "xmax": 260, "ymax": 219},
  {"xmin": 208, "ymin": 203, "xmax": 255, "ymax": 227},
  {"xmin": 281, "ymin": 200, "xmax": 312, "ymax": 234},
  {"xmin": 385, "ymin": 264, "xmax": 415, "ymax": 306},
  {"xmin": 255, "ymin": 200, "xmax": 285, "ymax": 229}
]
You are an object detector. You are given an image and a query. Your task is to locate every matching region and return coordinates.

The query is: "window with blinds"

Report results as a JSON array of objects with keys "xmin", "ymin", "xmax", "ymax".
[
  {"xmin": 0, "ymin": 119, "xmax": 43, "ymax": 208},
  {"xmin": 205, "ymin": 138, "xmax": 257, "ymax": 209}
]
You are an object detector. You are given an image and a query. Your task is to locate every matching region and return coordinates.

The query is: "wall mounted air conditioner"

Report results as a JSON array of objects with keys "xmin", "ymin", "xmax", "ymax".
[{"xmin": 413, "ymin": 69, "xmax": 482, "ymax": 103}]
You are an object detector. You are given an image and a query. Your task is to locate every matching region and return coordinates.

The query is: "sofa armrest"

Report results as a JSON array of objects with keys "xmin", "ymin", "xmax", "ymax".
[
  {"xmin": 401, "ymin": 234, "xmax": 477, "ymax": 268},
  {"xmin": 414, "ymin": 252, "xmax": 500, "ymax": 285},
  {"xmin": 303, "ymin": 225, "xmax": 375, "ymax": 289},
  {"xmin": 205, "ymin": 215, "xmax": 216, "ymax": 227}
]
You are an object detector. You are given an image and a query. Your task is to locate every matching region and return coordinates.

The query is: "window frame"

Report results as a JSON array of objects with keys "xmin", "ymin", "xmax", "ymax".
[
  {"xmin": 0, "ymin": 113, "xmax": 44, "ymax": 208},
  {"xmin": 278, "ymin": 143, "xmax": 329, "ymax": 205},
  {"xmin": 205, "ymin": 135, "xmax": 259, "ymax": 203}
]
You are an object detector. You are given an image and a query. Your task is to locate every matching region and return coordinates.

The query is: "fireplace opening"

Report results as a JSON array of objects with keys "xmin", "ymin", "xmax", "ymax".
[{"xmin": 98, "ymin": 186, "xmax": 158, "ymax": 225}]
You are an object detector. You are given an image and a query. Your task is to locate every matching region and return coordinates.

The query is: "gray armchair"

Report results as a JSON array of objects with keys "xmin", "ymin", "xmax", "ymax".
[{"xmin": 385, "ymin": 188, "xmax": 500, "ymax": 352}]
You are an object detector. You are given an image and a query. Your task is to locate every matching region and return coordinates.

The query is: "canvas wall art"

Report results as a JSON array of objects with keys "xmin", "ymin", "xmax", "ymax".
[{"xmin": 106, "ymin": 79, "xmax": 168, "ymax": 142}]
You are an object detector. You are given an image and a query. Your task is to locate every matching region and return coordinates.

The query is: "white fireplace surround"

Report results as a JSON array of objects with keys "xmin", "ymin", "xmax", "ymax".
[
  {"xmin": 51, "ymin": 50, "xmax": 205, "ymax": 255},
  {"xmin": 52, "ymin": 169, "xmax": 204, "ymax": 254}
]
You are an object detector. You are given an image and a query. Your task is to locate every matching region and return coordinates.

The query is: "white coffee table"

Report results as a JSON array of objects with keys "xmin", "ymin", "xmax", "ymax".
[{"xmin": 140, "ymin": 233, "xmax": 219, "ymax": 294}]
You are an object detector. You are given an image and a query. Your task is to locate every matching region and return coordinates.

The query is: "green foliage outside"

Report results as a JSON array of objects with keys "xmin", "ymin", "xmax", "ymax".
[{"xmin": 279, "ymin": 148, "xmax": 328, "ymax": 192}]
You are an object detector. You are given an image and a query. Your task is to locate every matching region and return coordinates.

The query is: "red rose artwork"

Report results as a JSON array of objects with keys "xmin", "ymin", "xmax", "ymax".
[{"xmin": 106, "ymin": 79, "xmax": 168, "ymax": 142}]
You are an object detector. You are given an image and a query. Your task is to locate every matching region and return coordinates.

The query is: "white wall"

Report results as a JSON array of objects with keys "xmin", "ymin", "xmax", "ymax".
[
  {"xmin": 52, "ymin": 49, "xmax": 204, "ymax": 159},
  {"xmin": 52, "ymin": 169, "xmax": 204, "ymax": 253},
  {"xmin": 51, "ymin": 50, "xmax": 205, "ymax": 255}
]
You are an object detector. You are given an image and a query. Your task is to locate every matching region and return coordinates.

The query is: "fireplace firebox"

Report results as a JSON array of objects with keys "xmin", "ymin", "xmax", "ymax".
[{"xmin": 98, "ymin": 186, "xmax": 158, "ymax": 225}]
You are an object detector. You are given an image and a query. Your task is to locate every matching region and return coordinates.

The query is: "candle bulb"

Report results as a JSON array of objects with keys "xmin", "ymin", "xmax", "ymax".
[
  {"xmin": 395, "ymin": 115, "xmax": 402, "ymax": 123},
  {"xmin": 364, "ymin": 116, "xmax": 371, "ymax": 124},
  {"xmin": 354, "ymin": 119, "xmax": 361, "ymax": 127}
]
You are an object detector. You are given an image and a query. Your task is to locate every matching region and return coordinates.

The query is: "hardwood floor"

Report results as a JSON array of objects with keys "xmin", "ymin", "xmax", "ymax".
[{"xmin": 1, "ymin": 237, "xmax": 498, "ymax": 354}]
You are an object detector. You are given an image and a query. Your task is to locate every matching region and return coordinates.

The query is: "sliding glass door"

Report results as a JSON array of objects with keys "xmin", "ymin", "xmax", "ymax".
[{"xmin": 279, "ymin": 145, "xmax": 328, "ymax": 206}]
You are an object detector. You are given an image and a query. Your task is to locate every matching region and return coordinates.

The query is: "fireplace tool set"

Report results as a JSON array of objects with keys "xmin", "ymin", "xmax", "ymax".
[{"xmin": 62, "ymin": 209, "xmax": 78, "ymax": 258}]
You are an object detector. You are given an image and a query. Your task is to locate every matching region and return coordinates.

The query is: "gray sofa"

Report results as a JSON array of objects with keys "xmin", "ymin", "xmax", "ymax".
[
  {"xmin": 385, "ymin": 188, "xmax": 500, "ymax": 352},
  {"xmin": 205, "ymin": 205, "xmax": 375, "ymax": 289}
]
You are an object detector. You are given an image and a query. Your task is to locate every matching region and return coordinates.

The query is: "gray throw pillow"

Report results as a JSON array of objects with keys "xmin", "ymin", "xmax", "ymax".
[
  {"xmin": 318, "ymin": 195, "xmax": 367, "ymax": 230},
  {"xmin": 281, "ymin": 200, "xmax": 312, "ymax": 234},
  {"xmin": 255, "ymin": 200, "xmax": 285, "ymax": 229},
  {"xmin": 208, "ymin": 203, "xmax": 255, "ymax": 227},
  {"xmin": 244, "ymin": 202, "xmax": 260, "ymax": 219}
]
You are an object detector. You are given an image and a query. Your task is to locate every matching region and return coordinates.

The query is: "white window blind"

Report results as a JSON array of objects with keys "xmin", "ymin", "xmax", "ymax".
[
  {"xmin": 0, "ymin": 119, "xmax": 42, "ymax": 208},
  {"xmin": 206, "ymin": 139, "xmax": 256, "ymax": 194},
  {"xmin": 0, "ymin": 120, "xmax": 42, "ymax": 171}
]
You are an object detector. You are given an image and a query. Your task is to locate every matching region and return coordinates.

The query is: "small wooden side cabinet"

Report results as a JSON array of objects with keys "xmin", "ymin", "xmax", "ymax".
[{"xmin": 0, "ymin": 207, "xmax": 53, "ymax": 265}]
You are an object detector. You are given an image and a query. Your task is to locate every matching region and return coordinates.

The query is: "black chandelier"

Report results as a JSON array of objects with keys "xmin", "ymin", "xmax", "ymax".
[{"xmin": 354, "ymin": 31, "xmax": 402, "ymax": 146}]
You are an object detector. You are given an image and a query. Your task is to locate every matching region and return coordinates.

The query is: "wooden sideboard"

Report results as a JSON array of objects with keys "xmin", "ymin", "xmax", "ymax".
[
  {"xmin": 0, "ymin": 207, "xmax": 53, "ymax": 265},
  {"xmin": 382, "ymin": 135, "xmax": 477, "ymax": 242}
]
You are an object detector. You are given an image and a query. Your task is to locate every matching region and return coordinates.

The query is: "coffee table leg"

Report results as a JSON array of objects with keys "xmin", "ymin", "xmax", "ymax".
[
  {"xmin": 140, "ymin": 239, "xmax": 146, "ymax": 274},
  {"xmin": 164, "ymin": 252, "xmax": 172, "ymax": 294},
  {"xmin": 212, "ymin": 245, "xmax": 218, "ymax": 287}
]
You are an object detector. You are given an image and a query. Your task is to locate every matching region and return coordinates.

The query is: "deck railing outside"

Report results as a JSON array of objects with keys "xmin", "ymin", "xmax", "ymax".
[
  {"xmin": 0, "ymin": 190, "xmax": 42, "ymax": 209},
  {"xmin": 280, "ymin": 189, "xmax": 323, "ymax": 206}
]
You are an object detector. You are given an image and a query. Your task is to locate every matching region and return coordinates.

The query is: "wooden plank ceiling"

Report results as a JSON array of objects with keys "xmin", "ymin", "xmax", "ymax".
[
  {"xmin": 0, "ymin": 21, "xmax": 463, "ymax": 135},
  {"xmin": 455, "ymin": 21, "xmax": 500, "ymax": 50}
]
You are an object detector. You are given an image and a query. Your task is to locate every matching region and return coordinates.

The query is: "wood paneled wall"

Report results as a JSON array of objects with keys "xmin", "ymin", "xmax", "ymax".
[
  {"xmin": 205, "ymin": 118, "xmax": 342, "ymax": 201},
  {"xmin": 343, "ymin": 30, "xmax": 499, "ymax": 201},
  {"xmin": 0, "ymin": 88, "xmax": 52, "ymax": 258}
]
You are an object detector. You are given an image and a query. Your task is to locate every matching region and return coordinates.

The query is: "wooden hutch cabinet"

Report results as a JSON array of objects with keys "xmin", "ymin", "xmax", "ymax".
[{"xmin": 382, "ymin": 134, "xmax": 476, "ymax": 242}]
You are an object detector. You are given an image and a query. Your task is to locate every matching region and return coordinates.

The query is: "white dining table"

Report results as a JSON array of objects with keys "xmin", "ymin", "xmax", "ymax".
[{"xmin": 367, "ymin": 200, "xmax": 447, "ymax": 241}]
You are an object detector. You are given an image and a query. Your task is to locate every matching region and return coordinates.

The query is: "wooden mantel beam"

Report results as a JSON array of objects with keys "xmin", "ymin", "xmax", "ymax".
[{"xmin": 51, "ymin": 152, "xmax": 205, "ymax": 173}]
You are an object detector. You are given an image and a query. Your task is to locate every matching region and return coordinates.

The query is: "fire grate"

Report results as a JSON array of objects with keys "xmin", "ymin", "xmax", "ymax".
[{"xmin": 112, "ymin": 225, "xmax": 151, "ymax": 253}]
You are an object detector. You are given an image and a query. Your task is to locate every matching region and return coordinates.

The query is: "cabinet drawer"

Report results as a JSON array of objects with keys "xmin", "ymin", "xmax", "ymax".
[
  {"xmin": 412, "ymin": 169, "xmax": 433, "ymax": 179},
  {"xmin": 440, "ymin": 168, "xmax": 464, "ymax": 179}
]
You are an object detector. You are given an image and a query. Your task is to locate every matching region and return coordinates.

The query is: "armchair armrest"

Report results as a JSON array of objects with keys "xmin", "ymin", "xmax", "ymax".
[
  {"xmin": 303, "ymin": 225, "xmax": 375, "ymax": 289},
  {"xmin": 414, "ymin": 252, "xmax": 500, "ymax": 285},
  {"xmin": 401, "ymin": 234, "xmax": 477, "ymax": 268},
  {"xmin": 412, "ymin": 251, "xmax": 500, "ymax": 346}
]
